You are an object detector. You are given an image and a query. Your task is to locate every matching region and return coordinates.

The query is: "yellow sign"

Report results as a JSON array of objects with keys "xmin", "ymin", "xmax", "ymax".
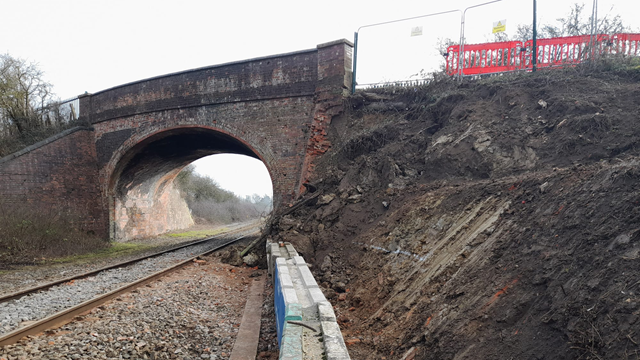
[
  {"xmin": 492, "ymin": 19, "xmax": 506, "ymax": 34},
  {"xmin": 411, "ymin": 26, "xmax": 423, "ymax": 37}
]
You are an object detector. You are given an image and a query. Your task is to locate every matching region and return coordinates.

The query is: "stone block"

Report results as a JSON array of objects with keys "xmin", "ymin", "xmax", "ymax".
[
  {"xmin": 318, "ymin": 301, "xmax": 337, "ymax": 322},
  {"xmin": 298, "ymin": 265, "xmax": 319, "ymax": 288},
  {"xmin": 282, "ymin": 288, "xmax": 299, "ymax": 305},
  {"xmin": 307, "ymin": 287, "xmax": 327, "ymax": 304},
  {"xmin": 321, "ymin": 321, "xmax": 351, "ymax": 360}
]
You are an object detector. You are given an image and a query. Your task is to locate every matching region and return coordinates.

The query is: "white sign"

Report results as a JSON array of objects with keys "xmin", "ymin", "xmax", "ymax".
[{"xmin": 411, "ymin": 26, "xmax": 423, "ymax": 37}]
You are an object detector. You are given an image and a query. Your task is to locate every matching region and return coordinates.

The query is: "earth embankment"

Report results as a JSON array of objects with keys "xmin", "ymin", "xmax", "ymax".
[{"xmin": 272, "ymin": 68, "xmax": 640, "ymax": 359}]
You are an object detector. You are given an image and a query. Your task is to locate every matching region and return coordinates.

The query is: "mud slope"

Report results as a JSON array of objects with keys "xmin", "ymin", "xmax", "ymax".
[{"xmin": 272, "ymin": 68, "xmax": 640, "ymax": 360}]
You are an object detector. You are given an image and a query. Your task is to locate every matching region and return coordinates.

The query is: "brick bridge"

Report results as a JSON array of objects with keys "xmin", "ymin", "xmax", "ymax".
[{"xmin": 0, "ymin": 39, "xmax": 353, "ymax": 241}]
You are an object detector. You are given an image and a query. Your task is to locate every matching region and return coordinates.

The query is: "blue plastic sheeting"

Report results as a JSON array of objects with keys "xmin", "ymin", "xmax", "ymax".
[{"xmin": 274, "ymin": 263, "xmax": 286, "ymax": 345}]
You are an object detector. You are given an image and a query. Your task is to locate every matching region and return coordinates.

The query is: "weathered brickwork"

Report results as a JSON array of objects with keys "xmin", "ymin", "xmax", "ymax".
[
  {"xmin": 299, "ymin": 40, "xmax": 353, "ymax": 192},
  {"xmin": 0, "ymin": 127, "xmax": 107, "ymax": 235},
  {"xmin": 0, "ymin": 39, "xmax": 352, "ymax": 241}
]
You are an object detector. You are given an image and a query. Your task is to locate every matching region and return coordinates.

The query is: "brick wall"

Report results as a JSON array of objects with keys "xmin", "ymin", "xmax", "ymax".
[{"xmin": 0, "ymin": 127, "xmax": 107, "ymax": 235}]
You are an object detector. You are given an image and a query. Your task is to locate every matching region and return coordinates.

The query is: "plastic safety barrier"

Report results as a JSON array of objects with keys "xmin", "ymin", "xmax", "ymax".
[{"xmin": 446, "ymin": 33, "xmax": 640, "ymax": 76}]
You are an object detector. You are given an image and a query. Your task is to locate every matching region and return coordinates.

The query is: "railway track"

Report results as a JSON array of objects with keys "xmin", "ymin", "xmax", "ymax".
[{"xmin": 0, "ymin": 223, "xmax": 261, "ymax": 346}]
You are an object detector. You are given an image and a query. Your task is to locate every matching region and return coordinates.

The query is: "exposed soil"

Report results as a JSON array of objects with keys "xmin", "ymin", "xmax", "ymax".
[{"xmin": 270, "ymin": 67, "xmax": 640, "ymax": 359}]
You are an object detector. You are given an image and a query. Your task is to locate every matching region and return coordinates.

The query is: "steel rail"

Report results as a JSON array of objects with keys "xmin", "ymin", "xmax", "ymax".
[
  {"xmin": 0, "ymin": 222, "xmax": 259, "ymax": 304},
  {"xmin": 0, "ymin": 231, "xmax": 259, "ymax": 346}
]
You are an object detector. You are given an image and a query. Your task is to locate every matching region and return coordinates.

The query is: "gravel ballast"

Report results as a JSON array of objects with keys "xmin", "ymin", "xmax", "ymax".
[
  {"xmin": 0, "ymin": 231, "xmax": 256, "ymax": 335},
  {"xmin": 0, "ymin": 254, "xmax": 260, "ymax": 360}
]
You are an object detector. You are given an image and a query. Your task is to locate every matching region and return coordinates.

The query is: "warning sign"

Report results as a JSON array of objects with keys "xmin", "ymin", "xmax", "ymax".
[
  {"xmin": 492, "ymin": 19, "xmax": 506, "ymax": 34},
  {"xmin": 411, "ymin": 26, "xmax": 423, "ymax": 37}
]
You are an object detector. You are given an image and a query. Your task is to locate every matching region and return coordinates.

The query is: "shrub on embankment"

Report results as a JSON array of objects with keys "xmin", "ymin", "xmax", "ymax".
[{"xmin": 0, "ymin": 202, "xmax": 106, "ymax": 268}]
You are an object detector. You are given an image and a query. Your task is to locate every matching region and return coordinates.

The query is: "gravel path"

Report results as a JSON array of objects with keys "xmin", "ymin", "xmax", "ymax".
[
  {"xmin": 0, "ymin": 230, "xmax": 257, "ymax": 335},
  {"xmin": 0, "ymin": 254, "xmax": 260, "ymax": 360}
]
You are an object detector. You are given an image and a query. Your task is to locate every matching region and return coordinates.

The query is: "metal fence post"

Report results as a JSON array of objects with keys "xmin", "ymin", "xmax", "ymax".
[
  {"xmin": 352, "ymin": 32, "xmax": 358, "ymax": 94},
  {"xmin": 459, "ymin": 0, "xmax": 504, "ymax": 80},
  {"xmin": 533, "ymin": 0, "xmax": 537, "ymax": 72}
]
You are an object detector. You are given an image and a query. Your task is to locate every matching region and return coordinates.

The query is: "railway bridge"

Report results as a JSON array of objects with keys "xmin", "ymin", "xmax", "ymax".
[{"xmin": 0, "ymin": 39, "xmax": 353, "ymax": 241}]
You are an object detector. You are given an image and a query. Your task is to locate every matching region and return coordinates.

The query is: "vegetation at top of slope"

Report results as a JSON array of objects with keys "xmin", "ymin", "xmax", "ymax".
[{"xmin": 495, "ymin": 2, "xmax": 630, "ymax": 42}]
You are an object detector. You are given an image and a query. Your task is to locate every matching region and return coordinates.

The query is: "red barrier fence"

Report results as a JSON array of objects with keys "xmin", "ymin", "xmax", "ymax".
[
  {"xmin": 611, "ymin": 33, "xmax": 640, "ymax": 56},
  {"xmin": 446, "ymin": 33, "xmax": 640, "ymax": 76}
]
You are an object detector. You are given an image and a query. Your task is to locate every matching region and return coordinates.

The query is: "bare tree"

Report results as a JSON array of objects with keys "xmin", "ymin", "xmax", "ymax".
[
  {"xmin": 500, "ymin": 3, "xmax": 627, "ymax": 42},
  {"xmin": 0, "ymin": 54, "xmax": 54, "ymax": 135}
]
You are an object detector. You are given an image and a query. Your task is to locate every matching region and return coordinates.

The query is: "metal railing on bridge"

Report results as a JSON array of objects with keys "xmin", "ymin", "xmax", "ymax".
[{"xmin": 39, "ymin": 96, "xmax": 80, "ymax": 125}]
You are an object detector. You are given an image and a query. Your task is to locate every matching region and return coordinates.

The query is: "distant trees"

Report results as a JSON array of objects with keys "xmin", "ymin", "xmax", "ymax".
[
  {"xmin": 175, "ymin": 165, "xmax": 237, "ymax": 204},
  {"xmin": 175, "ymin": 165, "xmax": 272, "ymax": 224}
]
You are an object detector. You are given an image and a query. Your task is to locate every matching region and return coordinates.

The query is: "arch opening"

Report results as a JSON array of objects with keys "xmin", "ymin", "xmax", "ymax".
[{"xmin": 108, "ymin": 127, "xmax": 273, "ymax": 241}]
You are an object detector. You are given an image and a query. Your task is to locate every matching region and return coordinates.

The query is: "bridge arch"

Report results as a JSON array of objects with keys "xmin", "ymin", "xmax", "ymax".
[
  {"xmin": 105, "ymin": 125, "xmax": 275, "ymax": 241},
  {"xmin": 76, "ymin": 39, "xmax": 352, "ymax": 240}
]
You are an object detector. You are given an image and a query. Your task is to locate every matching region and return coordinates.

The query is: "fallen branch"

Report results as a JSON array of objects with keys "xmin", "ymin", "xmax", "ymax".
[{"xmin": 287, "ymin": 320, "xmax": 319, "ymax": 333}]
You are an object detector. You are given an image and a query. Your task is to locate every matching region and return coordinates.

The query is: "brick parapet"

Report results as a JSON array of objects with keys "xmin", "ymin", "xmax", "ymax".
[{"xmin": 80, "ymin": 50, "xmax": 319, "ymax": 125}]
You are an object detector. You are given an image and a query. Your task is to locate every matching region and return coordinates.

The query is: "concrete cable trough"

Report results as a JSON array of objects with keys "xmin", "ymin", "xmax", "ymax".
[{"xmin": 268, "ymin": 241, "xmax": 350, "ymax": 360}]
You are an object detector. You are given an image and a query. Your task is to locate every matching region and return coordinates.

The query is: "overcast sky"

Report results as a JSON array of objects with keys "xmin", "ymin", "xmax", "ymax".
[{"xmin": 2, "ymin": 0, "xmax": 638, "ymax": 197}]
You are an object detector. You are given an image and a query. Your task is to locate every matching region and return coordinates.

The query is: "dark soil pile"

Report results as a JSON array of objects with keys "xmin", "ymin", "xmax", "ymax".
[{"xmin": 270, "ymin": 67, "xmax": 640, "ymax": 359}]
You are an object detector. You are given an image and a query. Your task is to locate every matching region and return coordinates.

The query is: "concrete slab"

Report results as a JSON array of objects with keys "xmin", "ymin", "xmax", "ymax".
[
  {"xmin": 229, "ymin": 274, "xmax": 266, "ymax": 360},
  {"xmin": 285, "ymin": 244, "xmax": 298, "ymax": 257},
  {"xmin": 292, "ymin": 255, "xmax": 306, "ymax": 265},
  {"xmin": 283, "ymin": 287, "xmax": 299, "ymax": 304},
  {"xmin": 307, "ymin": 287, "xmax": 327, "ymax": 304},
  {"xmin": 279, "ymin": 324, "xmax": 303, "ymax": 360}
]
